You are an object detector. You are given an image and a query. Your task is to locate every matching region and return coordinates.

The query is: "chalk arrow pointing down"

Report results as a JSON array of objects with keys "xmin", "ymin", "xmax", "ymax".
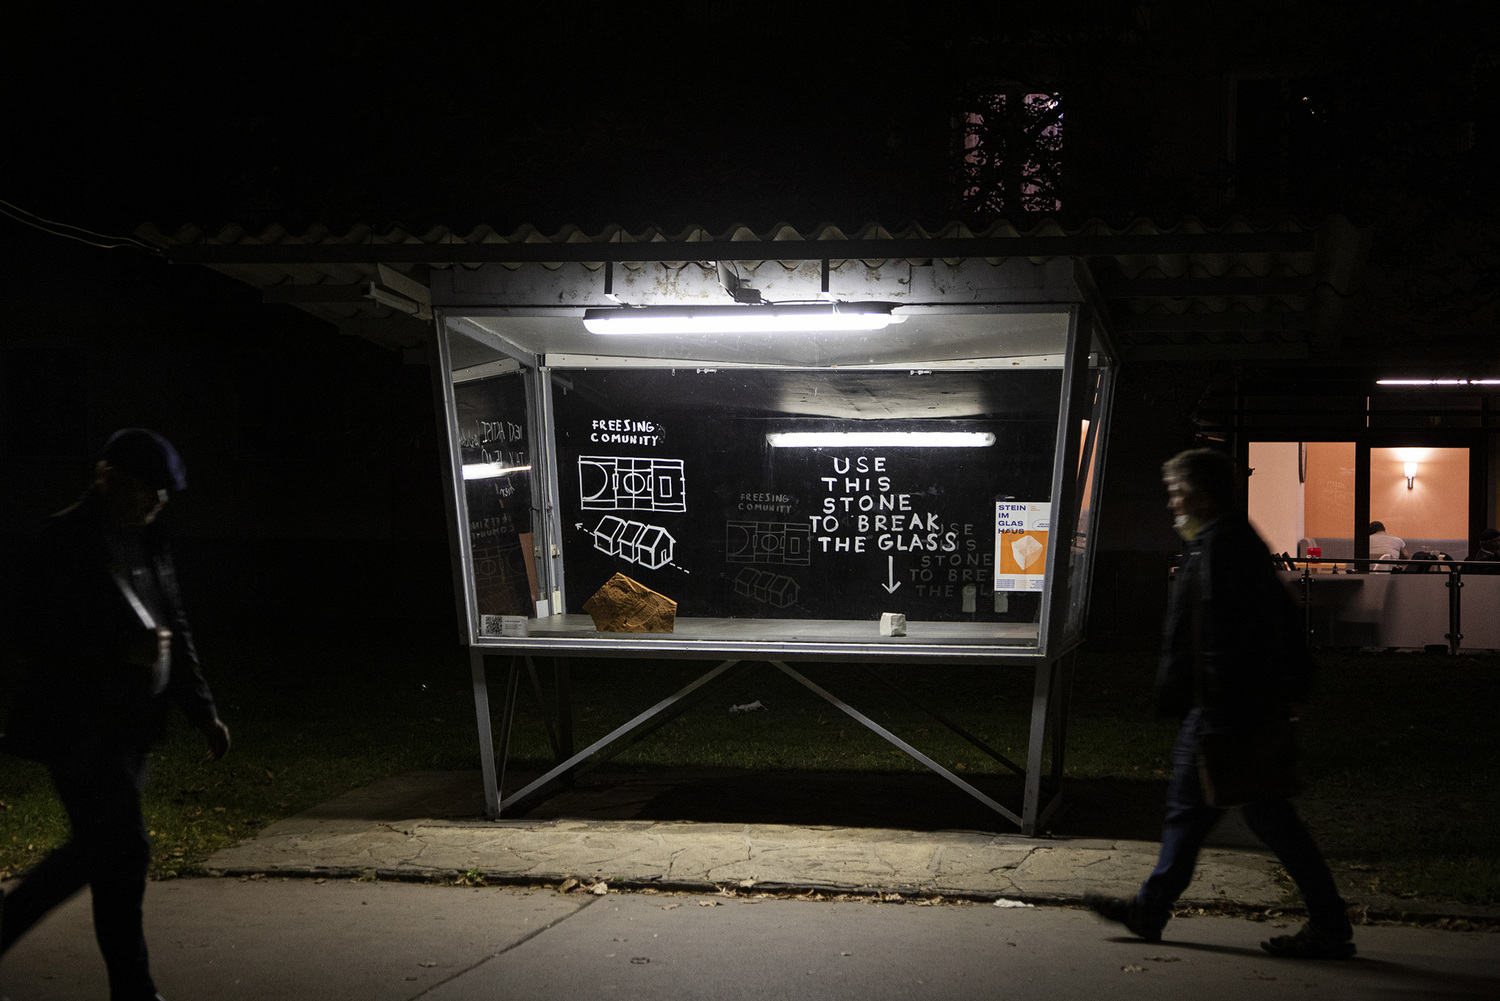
[{"xmin": 883, "ymin": 556, "xmax": 901, "ymax": 594}]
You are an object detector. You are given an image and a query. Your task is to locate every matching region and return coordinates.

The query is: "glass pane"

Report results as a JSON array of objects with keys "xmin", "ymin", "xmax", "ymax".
[
  {"xmin": 1064, "ymin": 364, "xmax": 1110, "ymax": 641},
  {"xmin": 551, "ymin": 368, "xmax": 1058, "ymax": 634},
  {"xmin": 1246, "ymin": 441, "xmax": 1354, "ymax": 560},
  {"xmin": 444, "ymin": 320, "xmax": 541, "ymax": 637},
  {"xmin": 1369, "ymin": 447, "xmax": 1469, "ymax": 559},
  {"xmin": 454, "ymin": 372, "xmax": 538, "ymax": 625}
]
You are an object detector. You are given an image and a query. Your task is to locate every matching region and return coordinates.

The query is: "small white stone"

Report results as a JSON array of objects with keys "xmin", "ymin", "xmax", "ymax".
[{"xmin": 879, "ymin": 612, "xmax": 907, "ymax": 637}]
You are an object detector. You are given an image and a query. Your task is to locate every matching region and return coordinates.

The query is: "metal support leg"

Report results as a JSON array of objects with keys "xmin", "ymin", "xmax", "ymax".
[
  {"xmin": 499, "ymin": 659, "xmax": 744, "ymax": 814},
  {"xmin": 469, "ymin": 648, "xmax": 501, "ymax": 818},
  {"xmin": 1039, "ymin": 651, "xmax": 1074, "ymax": 830},
  {"xmin": 493, "ymin": 659, "xmax": 522, "ymax": 818},
  {"xmin": 770, "ymin": 661, "xmax": 1023, "ymax": 829},
  {"xmin": 1021, "ymin": 656, "xmax": 1055, "ymax": 835}
]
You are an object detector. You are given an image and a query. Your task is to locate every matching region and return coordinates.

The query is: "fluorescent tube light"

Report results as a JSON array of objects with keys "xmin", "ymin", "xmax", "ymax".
[
  {"xmin": 765, "ymin": 432, "xmax": 996, "ymax": 448},
  {"xmin": 462, "ymin": 463, "xmax": 532, "ymax": 480},
  {"xmin": 583, "ymin": 302, "xmax": 901, "ymax": 335},
  {"xmin": 1376, "ymin": 378, "xmax": 1500, "ymax": 386}
]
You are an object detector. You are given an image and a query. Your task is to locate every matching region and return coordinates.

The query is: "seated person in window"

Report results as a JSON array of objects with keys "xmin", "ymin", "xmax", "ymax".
[
  {"xmin": 1367, "ymin": 521, "xmax": 1406, "ymax": 572},
  {"xmin": 1465, "ymin": 528, "xmax": 1500, "ymax": 574}
]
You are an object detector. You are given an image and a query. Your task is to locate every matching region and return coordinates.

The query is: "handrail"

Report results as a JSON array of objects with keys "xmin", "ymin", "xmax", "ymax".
[
  {"xmin": 1168, "ymin": 554, "xmax": 1498, "ymax": 655},
  {"xmin": 1280, "ymin": 556, "xmax": 1469, "ymax": 654}
]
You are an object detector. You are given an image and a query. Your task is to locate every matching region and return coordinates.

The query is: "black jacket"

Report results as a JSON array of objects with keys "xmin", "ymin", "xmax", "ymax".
[
  {"xmin": 1158, "ymin": 514, "xmax": 1314, "ymax": 728},
  {"xmin": 2, "ymin": 489, "xmax": 219, "ymax": 761}
]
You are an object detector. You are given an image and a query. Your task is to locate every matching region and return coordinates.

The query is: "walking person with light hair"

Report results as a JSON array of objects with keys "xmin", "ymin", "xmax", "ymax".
[{"xmin": 1084, "ymin": 447, "xmax": 1355, "ymax": 959}]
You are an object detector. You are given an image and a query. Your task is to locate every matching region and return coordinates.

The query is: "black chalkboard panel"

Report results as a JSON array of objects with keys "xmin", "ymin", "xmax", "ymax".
[
  {"xmin": 551, "ymin": 368, "xmax": 1058, "ymax": 623},
  {"xmin": 454, "ymin": 372, "xmax": 536, "ymax": 619}
]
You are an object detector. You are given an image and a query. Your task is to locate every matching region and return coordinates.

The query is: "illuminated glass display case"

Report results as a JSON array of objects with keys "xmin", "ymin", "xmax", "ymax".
[
  {"xmin": 439, "ymin": 309, "xmax": 1110, "ymax": 659},
  {"xmin": 431, "ymin": 248, "xmax": 1115, "ymax": 830}
]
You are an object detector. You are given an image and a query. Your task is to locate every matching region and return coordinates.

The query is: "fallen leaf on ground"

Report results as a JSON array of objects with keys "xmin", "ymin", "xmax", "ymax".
[
  {"xmin": 559, "ymin": 878, "xmax": 579, "ymax": 893},
  {"xmin": 1122, "ymin": 965, "xmax": 1146, "ymax": 973},
  {"xmin": 661, "ymin": 903, "xmax": 680, "ymax": 910},
  {"xmin": 591, "ymin": 881, "xmax": 610, "ymax": 895},
  {"xmin": 699, "ymin": 900, "xmax": 721, "ymax": 907}
]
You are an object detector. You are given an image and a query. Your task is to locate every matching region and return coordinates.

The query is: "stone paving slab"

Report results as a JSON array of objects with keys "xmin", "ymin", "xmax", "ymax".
[
  {"xmin": 207, "ymin": 772, "xmax": 1290, "ymax": 908},
  {"xmin": 205, "ymin": 770, "xmax": 1500, "ymax": 922}
]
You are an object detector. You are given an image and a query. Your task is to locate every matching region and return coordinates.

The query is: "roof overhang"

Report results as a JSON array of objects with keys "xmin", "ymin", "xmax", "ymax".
[{"xmin": 136, "ymin": 217, "xmax": 1369, "ymax": 361}]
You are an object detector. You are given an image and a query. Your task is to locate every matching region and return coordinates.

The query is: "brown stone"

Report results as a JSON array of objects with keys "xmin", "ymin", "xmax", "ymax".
[{"xmin": 582, "ymin": 573, "xmax": 677, "ymax": 633}]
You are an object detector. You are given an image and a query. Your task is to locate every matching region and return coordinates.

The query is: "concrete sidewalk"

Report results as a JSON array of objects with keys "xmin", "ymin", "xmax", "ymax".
[
  {"xmin": 8, "ymin": 879, "xmax": 1500, "ymax": 1001},
  {"xmin": 205, "ymin": 771, "xmax": 1500, "ymax": 924}
]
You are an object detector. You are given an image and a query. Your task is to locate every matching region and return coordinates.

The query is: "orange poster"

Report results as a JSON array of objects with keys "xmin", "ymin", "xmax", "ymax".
[{"xmin": 995, "ymin": 502, "xmax": 1051, "ymax": 592}]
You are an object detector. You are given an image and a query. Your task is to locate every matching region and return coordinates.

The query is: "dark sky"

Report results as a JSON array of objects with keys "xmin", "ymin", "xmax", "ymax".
[
  {"xmin": 2, "ymin": 5, "xmax": 1002, "ymax": 237},
  {"xmin": 6, "ymin": 4, "xmax": 1491, "ymax": 238}
]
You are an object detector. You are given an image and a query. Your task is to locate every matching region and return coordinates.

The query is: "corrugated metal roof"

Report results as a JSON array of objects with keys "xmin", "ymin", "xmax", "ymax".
[{"xmin": 135, "ymin": 217, "xmax": 1368, "ymax": 359}]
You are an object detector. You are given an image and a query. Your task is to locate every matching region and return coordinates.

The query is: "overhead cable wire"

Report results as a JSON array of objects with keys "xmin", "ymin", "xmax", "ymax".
[{"xmin": 0, "ymin": 198, "xmax": 162, "ymax": 253}]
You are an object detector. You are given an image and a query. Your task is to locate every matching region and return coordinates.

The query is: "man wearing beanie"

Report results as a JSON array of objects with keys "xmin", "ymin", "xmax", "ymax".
[{"xmin": 1, "ymin": 428, "xmax": 231, "ymax": 1001}]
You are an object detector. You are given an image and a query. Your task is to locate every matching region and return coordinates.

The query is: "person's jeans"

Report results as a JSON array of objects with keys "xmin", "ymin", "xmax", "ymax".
[
  {"xmin": 1137, "ymin": 710, "xmax": 1352, "ymax": 938},
  {"xmin": 1, "ymin": 744, "xmax": 156, "ymax": 1000}
]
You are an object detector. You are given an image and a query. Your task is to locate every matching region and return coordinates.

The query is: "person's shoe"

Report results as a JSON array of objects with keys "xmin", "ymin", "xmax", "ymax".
[
  {"xmin": 1082, "ymin": 893, "xmax": 1163, "ymax": 942},
  {"xmin": 1261, "ymin": 923, "xmax": 1357, "ymax": 959}
]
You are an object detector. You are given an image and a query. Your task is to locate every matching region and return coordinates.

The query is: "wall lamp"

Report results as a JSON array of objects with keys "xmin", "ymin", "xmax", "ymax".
[
  {"xmin": 1404, "ymin": 462, "xmax": 1418, "ymax": 490},
  {"xmin": 582, "ymin": 302, "xmax": 902, "ymax": 335}
]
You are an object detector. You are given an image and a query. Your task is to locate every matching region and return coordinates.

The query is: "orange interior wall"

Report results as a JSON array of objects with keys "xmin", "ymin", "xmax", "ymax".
[
  {"xmin": 1304, "ymin": 442, "xmax": 1356, "ymax": 539},
  {"xmin": 1369, "ymin": 447, "xmax": 1469, "ymax": 541}
]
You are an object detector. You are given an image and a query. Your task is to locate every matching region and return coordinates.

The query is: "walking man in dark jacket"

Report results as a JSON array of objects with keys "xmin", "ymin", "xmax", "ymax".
[
  {"xmin": 1084, "ymin": 447, "xmax": 1355, "ymax": 959},
  {"xmin": 1, "ymin": 428, "xmax": 231, "ymax": 1000}
]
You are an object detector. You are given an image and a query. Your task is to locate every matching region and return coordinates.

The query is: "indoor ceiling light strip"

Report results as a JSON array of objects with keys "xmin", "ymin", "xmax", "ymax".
[{"xmin": 1376, "ymin": 378, "xmax": 1500, "ymax": 386}]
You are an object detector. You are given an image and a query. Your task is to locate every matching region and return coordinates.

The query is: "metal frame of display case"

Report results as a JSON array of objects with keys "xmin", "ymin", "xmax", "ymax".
[{"xmin": 431, "ymin": 245, "xmax": 1116, "ymax": 836}]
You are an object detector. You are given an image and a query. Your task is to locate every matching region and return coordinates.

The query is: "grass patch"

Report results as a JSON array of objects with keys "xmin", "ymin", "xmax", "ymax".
[
  {"xmin": 2, "ymin": 639, "xmax": 1498, "ymax": 905},
  {"xmin": 1, "ymin": 639, "xmax": 481, "ymax": 881}
]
